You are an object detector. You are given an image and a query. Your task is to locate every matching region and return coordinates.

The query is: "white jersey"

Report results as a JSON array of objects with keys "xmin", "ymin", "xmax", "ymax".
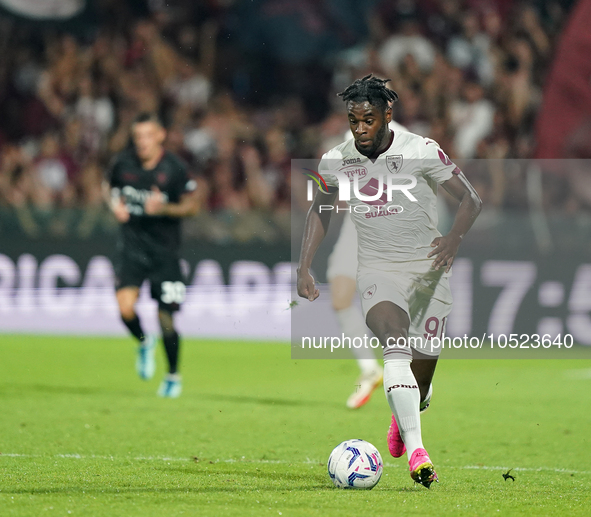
[
  {"xmin": 327, "ymin": 121, "xmax": 410, "ymax": 281},
  {"xmin": 319, "ymin": 129, "xmax": 458, "ymax": 269}
]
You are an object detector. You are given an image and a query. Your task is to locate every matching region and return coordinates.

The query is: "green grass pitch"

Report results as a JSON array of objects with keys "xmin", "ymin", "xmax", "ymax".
[{"xmin": 1, "ymin": 335, "xmax": 590, "ymax": 516}]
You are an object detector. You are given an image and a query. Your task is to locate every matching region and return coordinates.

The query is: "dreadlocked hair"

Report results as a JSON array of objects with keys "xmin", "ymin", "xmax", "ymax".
[{"xmin": 337, "ymin": 74, "xmax": 399, "ymax": 112}]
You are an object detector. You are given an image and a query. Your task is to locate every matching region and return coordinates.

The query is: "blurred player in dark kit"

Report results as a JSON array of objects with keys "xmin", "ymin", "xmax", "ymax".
[{"xmin": 106, "ymin": 112, "xmax": 198, "ymax": 398}]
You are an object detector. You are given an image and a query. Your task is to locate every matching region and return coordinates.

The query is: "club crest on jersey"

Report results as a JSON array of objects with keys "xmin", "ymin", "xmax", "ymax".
[
  {"xmin": 362, "ymin": 284, "xmax": 377, "ymax": 300},
  {"xmin": 386, "ymin": 155, "xmax": 403, "ymax": 173},
  {"xmin": 157, "ymin": 172, "xmax": 168, "ymax": 185}
]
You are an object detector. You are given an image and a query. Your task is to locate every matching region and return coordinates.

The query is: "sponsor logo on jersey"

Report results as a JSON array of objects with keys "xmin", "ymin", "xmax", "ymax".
[
  {"xmin": 364, "ymin": 206, "xmax": 403, "ymax": 218},
  {"xmin": 342, "ymin": 157, "xmax": 361, "ymax": 166},
  {"xmin": 121, "ymin": 185, "xmax": 169, "ymax": 215},
  {"xmin": 122, "ymin": 171, "xmax": 138, "ymax": 181},
  {"xmin": 386, "ymin": 155, "xmax": 403, "ymax": 173},
  {"xmin": 362, "ymin": 284, "xmax": 377, "ymax": 299},
  {"xmin": 339, "ymin": 165, "xmax": 368, "ymax": 179}
]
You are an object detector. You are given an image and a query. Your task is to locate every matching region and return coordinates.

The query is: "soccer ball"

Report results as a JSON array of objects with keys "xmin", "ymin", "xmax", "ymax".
[{"xmin": 327, "ymin": 439, "xmax": 383, "ymax": 489}]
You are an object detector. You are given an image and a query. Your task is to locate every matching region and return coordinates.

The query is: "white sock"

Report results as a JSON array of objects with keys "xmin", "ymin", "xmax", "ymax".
[
  {"xmin": 335, "ymin": 305, "xmax": 380, "ymax": 376},
  {"xmin": 383, "ymin": 356, "xmax": 424, "ymax": 459}
]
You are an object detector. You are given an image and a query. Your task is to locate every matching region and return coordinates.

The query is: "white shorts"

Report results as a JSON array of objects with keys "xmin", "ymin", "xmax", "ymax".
[
  {"xmin": 357, "ymin": 262, "xmax": 453, "ymax": 357},
  {"xmin": 327, "ymin": 213, "xmax": 358, "ymax": 281}
]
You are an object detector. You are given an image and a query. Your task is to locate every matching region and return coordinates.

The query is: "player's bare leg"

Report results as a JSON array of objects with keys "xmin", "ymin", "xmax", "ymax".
[
  {"xmin": 116, "ymin": 287, "xmax": 140, "ymax": 324},
  {"xmin": 116, "ymin": 286, "xmax": 156, "ymax": 380},
  {"xmin": 411, "ymin": 348, "xmax": 437, "ymax": 411},
  {"xmin": 366, "ymin": 301, "xmax": 437, "ymax": 488},
  {"xmin": 157, "ymin": 309, "xmax": 182, "ymax": 398},
  {"xmin": 331, "ymin": 275, "xmax": 382, "ymax": 408}
]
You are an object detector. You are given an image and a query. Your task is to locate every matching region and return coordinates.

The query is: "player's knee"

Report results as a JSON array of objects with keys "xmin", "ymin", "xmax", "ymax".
[
  {"xmin": 331, "ymin": 296, "xmax": 352, "ymax": 312},
  {"xmin": 119, "ymin": 305, "xmax": 136, "ymax": 321},
  {"xmin": 380, "ymin": 326, "xmax": 409, "ymax": 350},
  {"xmin": 158, "ymin": 310, "xmax": 176, "ymax": 336},
  {"xmin": 330, "ymin": 276, "xmax": 356, "ymax": 311},
  {"xmin": 116, "ymin": 289, "xmax": 138, "ymax": 321}
]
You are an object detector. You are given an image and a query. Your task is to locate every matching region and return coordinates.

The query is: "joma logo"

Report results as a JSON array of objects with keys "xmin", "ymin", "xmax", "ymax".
[{"xmin": 386, "ymin": 384, "xmax": 418, "ymax": 392}]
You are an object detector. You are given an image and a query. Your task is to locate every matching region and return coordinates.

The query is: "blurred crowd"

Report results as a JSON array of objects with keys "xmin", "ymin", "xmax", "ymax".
[{"xmin": 0, "ymin": 0, "xmax": 580, "ymax": 240}]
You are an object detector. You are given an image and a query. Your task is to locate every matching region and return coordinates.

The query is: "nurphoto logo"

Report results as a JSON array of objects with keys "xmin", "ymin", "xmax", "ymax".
[{"xmin": 302, "ymin": 169, "xmax": 418, "ymax": 214}]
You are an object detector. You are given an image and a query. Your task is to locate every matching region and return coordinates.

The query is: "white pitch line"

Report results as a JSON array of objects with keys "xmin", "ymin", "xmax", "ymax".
[
  {"xmin": 0, "ymin": 453, "xmax": 303, "ymax": 464},
  {"xmin": 449, "ymin": 465, "xmax": 590, "ymax": 475},
  {"xmin": 565, "ymin": 368, "xmax": 591, "ymax": 379},
  {"xmin": 2, "ymin": 453, "xmax": 590, "ymax": 475}
]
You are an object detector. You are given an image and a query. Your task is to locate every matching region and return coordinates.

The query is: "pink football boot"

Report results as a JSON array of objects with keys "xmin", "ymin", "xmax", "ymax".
[
  {"xmin": 387, "ymin": 414, "xmax": 406, "ymax": 458},
  {"xmin": 409, "ymin": 448, "xmax": 438, "ymax": 488}
]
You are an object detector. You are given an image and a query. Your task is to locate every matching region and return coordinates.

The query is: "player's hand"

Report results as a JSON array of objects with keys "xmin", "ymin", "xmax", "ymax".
[
  {"xmin": 427, "ymin": 233, "xmax": 462, "ymax": 272},
  {"xmin": 113, "ymin": 198, "xmax": 130, "ymax": 223},
  {"xmin": 145, "ymin": 186, "xmax": 166, "ymax": 215},
  {"xmin": 297, "ymin": 269, "xmax": 320, "ymax": 301}
]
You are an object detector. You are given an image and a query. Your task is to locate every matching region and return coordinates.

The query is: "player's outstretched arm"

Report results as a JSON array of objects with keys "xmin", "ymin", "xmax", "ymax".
[
  {"xmin": 297, "ymin": 187, "xmax": 338, "ymax": 301},
  {"xmin": 428, "ymin": 172, "xmax": 482, "ymax": 272}
]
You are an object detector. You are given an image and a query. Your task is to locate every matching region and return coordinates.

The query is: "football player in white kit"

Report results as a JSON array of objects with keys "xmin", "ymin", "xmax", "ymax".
[
  {"xmin": 297, "ymin": 75, "xmax": 481, "ymax": 488},
  {"xmin": 328, "ymin": 120, "xmax": 410, "ymax": 409}
]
